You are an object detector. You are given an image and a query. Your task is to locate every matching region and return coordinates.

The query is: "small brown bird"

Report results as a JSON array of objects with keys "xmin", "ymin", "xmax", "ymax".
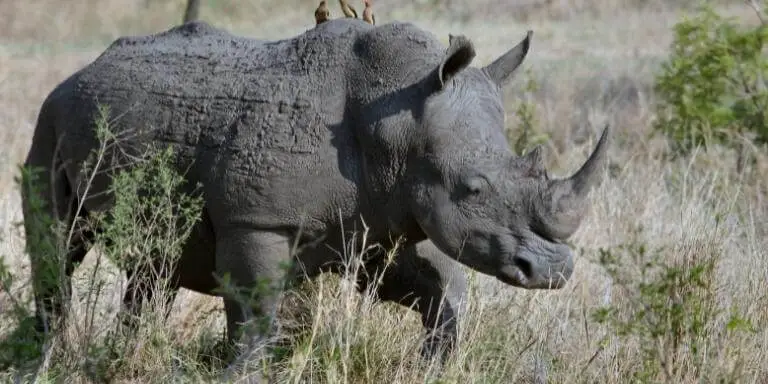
[
  {"xmin": 315, "ymin": 1, "xmax": 330, "ymax": 25},
  {"xmin": 339, "ymin": 0, "xmax": 358, "ymax": 18},
  {"xmin": 362, "ymin": 0, "xmax": 375, "ymax": 25}
]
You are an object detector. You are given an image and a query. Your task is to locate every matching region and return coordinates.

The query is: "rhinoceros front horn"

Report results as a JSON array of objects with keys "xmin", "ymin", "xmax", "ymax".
[{"xmin": 541, "ymin": 125, "xmax": 611, "ymax": 239}]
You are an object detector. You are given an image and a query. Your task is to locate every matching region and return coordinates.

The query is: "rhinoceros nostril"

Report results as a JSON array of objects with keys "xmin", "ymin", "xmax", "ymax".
[{"xmin": 513, "ymin": 256, "xmax": 533, "ymax": 279}]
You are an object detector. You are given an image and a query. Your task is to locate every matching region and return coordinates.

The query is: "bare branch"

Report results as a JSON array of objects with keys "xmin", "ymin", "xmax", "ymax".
[
  {"xmin": 183, "ymin": 0, "xmax": 201, "ymax": 23},
  {"xmin": 745, "ymin": 0, "xmax": 766, "ymax": 25}
]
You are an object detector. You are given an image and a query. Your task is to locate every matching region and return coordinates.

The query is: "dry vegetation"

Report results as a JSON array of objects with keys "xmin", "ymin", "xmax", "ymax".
[{"xmin": 1, "ymin": 0, "xmax": 767, "ymax": 383}]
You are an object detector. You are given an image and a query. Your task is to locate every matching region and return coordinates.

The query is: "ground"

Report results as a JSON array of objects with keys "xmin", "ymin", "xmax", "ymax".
[{"xmin": 1, "ymin": 0, "xmax": 767, "ymax": 383}]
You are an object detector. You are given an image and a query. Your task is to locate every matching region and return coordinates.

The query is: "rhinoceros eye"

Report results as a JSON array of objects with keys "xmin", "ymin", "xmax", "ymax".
[
  {"xmin": 461, "ymin": 174, "xmax": 489, "ymax": 198},
  {"xmin": 531, "ymin": 220, "xmax": 559, "ymax": 244}
]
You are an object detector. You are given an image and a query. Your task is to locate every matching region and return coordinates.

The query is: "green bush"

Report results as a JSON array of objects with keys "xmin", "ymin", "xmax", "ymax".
[
  {"xmin": 96, "ymin": 144, "xmax": 203, "ymax": 286},
  {"xmin": 592, "ymin": 224, "xmax": 756, "ymax": 382},
  {"xmin": 653, "ymin": 2, "xmax": 768, "ymax": 154},
  {"xmin": 508, "ymin": 69, "xmax": 549, "ymax": 156},
  {"xmin": 1, "ymin": 105, "xmax": 209, "ymax": 381}
]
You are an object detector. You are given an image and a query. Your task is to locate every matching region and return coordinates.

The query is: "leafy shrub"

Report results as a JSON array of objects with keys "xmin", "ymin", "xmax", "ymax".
[
  {"xmin": 1, "ymin": 104, "xmax": 208, "ymax": 381},
  {"xmin": 95, "ymin": 143, "xmax": 203, "ymax": 299},
  {"xmin": 653, "ymin": 3, "xmax": 768, "ymax": 154},
  {"xmin": 508, "ymin": 69, "xmax": 550, "ymax": 156},
  {"xmin": 592, "ymin": 225, "xmax": 756, "ymax": 382}
]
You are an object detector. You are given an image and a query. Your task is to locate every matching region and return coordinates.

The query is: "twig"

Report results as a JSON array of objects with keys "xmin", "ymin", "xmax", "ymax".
[
  {"xmin": 579, "ymin": 344, "xmax": 604, "ymax": 376},
  {"xmin": 31, "ymin": 337, "xmax": 56, "ymax": 383},
  {"xmin": 746, "ymin": 0, "xmax": 766, "ymax": 25}
]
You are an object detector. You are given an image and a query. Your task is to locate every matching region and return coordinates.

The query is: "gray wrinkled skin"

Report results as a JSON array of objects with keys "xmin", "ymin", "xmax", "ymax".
[{"xmin": 22, "ymin": 19, "xmax": 609, "ymax": 373}]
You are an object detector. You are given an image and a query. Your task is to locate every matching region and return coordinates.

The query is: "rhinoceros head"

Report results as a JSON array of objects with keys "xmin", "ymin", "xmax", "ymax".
[{"xmin": 406, "ymin": 31, "xmax": 610, "ymax": 289}]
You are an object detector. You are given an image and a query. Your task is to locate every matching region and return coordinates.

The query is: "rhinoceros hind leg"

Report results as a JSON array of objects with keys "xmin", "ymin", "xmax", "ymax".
[
  {"xmin": 22, "ymin": 154, "xmax": 94, "ymax": 335},
  {"xmin": 214, "ymin": 228, "xmax": 293, "ymax": 378},
  {"xmin": 32, "ymin": 206, "xmax": 93, "ymax": 335}
]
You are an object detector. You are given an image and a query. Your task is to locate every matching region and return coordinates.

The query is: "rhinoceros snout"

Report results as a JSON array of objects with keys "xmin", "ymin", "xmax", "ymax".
[{"xmin": 497, "ymin": 247, "xmax": 574, "ymax": 289}]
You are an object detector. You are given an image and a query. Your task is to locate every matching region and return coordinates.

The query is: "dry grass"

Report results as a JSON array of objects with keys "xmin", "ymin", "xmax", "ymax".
[{"xmin": 1, "ymin": 0, "xmax": 767, "ymax": 383}]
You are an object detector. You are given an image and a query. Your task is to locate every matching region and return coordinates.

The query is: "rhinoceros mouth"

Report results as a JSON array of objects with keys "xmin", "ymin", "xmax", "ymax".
[
  {"xmin": 497, "ymin": 264, "xmax": 567, "ymax": 289},
  {"xmin": 496, "ymin": 265, "xmax": 529, "ymax": 287}
]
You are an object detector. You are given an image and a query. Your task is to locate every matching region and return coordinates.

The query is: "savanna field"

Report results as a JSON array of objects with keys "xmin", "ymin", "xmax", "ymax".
[{"xmin": 1, "ymin": 0, "xmax": 767, "ymax": 382}]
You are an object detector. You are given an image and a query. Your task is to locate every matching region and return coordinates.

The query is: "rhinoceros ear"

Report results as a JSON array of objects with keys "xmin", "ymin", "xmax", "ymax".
[
  {"xmin": 438, "ymin": 34, "xmax": 476, "ymax": 88},
  {"xmin": 483, "ymin": 30, "xmax": 533, "ymax": 87}
]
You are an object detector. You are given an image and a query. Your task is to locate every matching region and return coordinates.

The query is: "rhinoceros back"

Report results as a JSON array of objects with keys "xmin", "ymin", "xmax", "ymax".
[
  {"xmin": 40, "ymin": 20, "xmax": 366, "ymax": 205},
  {"xmin": 36, "ymin": 19, "xmax": 450, "ymax": 228}
]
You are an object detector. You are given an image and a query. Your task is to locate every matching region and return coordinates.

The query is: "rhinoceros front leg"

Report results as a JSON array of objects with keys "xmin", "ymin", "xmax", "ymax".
[
  {"xmin": 214, "ymin": 228, "xmax": 292, "ymax": 377},
  {"xmin": 358, "ymin": 241, "xmax": 468, "ymax": 362}
]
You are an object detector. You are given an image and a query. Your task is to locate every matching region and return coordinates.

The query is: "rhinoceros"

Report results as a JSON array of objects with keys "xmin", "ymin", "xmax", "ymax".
[{"xmin": 21, "ymin": 18, "xmax": 609, "ymax": 369}]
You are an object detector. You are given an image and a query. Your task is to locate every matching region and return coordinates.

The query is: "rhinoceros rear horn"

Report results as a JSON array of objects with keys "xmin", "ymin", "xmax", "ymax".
[
  {"xmin": 483, "ymin": 30, "xmax": 533, "ymax": 86},
  {"xmin": 542, "ymin": 125, "xmax": 611, "ymax": 238}
]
